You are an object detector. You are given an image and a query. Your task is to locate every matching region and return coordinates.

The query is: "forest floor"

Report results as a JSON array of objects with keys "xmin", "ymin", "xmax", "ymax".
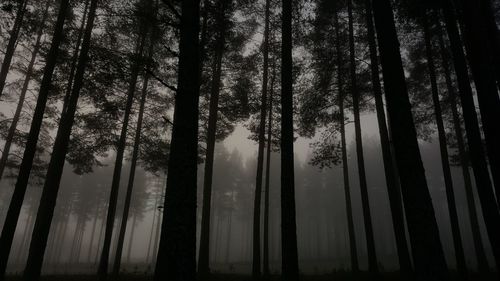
[{"xmin": 5, "ymin": 272, "xmax": 498, "ymax": 281}]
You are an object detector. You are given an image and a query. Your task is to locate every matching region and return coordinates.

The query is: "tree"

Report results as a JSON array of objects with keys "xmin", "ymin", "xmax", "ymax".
[
  {"xmin": 0, "ymin": 0, "xmax": 28, "ymax": 98},
  {"xmin": 0, "ymin": 0, "xmax": 71, "ymax": 278},
  {"xmin": 0, "ymin": 0, "xmax": 52, "ymax": 180},
  {"xmin": 153, "ymin": 0, "xmax": 200, "ymax": 279},
  {"xmin": 371, "ymin": 0, "xmax": 449, "ymax": 280},
  {"xmin": 422, "ymin": 11, "xmax": 467, "ymax": 278},
  {"xmin": 347, "ymin": 0, "xmax": 378, "ymax": 274},
  {"xmin": 280, "ymin": 0, "xmax": 299, "ymax": 280},
  {"xmin": 21, "ymin": 0, "xmax": 99, "ymax": 279},
  {"xmin": 441, "ymin": 0, "xmax": 500, "ymax": 271},
  {"xmin": 364, "ymin": 0, "xmax": 412, "ymax": 274}
]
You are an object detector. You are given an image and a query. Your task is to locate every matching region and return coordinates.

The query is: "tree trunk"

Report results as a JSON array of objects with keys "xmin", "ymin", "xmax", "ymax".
[
  {"xmin": 198, "ymin": 2, "xmax": 230, "ymax": 277},
  {"xmin": 0, "ymin": 0, "xmax": 28, "ymax": 98},
  {"xmin": 347, "ymin": 0, "xmax": 379, "ymax": 274},
  {"xmin": 97, "ymin": 24, "xmax": 148, "ymax": 281},
  {"xmin": 61, "ymin": 0, "xmax": 90, "ymax": 115},
  {"xmin": 364, "ymin": 0, "xmax": 412, "ymax": 274},
  {"xmin": 0, "ymin": 0, "xmax": 51, "ymax": 180},
  {"xmin": 225, "ymin": 211, "xmax": 232, "ymax": 264},
  {"xmin": 435, "ymin": 21, "xmax": 490, "ymax": 272},
  {"xmin": 441, "ymin": 1, "xmax": 500, "ymax": 271},
  {"xmin": 0, "ymin": 0, "xmax": 71, "ymax": 278},
  {"xmin": 335, "ymin": 10, "xmax": 359, "ymax": 273},
  {"xmin": 371, "ymin": 0, "xmax": 450, "ymax": 280},
  {"xmin": 251, "ymin": 0, "xmax": 270, "ymax": 277},
  {"xmin": 281, "ymin": 1, "xmax": 299, "ymax": 280},
  {"xmin": 263, "ymin": 59, "xmax": 275, "ymax": 279},
  {"xmin": 422, "ymin": 14, "xmax": 468, "ymax": 278},
  {"xmin": 112, "ymin": 23, "xmax": 155, "ymax": 275},
  {"xmin": 153, "ymin": 0, "xmax": 200, "ymax": 279},
  {"xmin": 457, "ymin": 0, "xmax": 500, "ymax": 210},
  {"xmin": 21, "ymin": 1, "xmax": 98, "ymax": 280}
]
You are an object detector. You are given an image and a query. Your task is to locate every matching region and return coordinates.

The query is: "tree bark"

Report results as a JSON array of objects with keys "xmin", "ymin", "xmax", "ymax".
[
  {"xmin": 335, "ymin": 10, "xmax": 359, "ymax": 273},
  {"xmin": 364, "ymin": 0, "xmax": 412, "ymax": 274},
  {"xmin": 21, "ymin": 1, "xmax": 98, "ymax": 280},
  {"xmin": 281, "ymin": 1, "xmax": 299, "ymax": 280},
  {"xmin": 347, "ymin": 0, "xmax": 379, "ymax": 274},
  {"xmin": 371, "ymin": 0, "xmax": 450, "ymax": 280},
  {"xmin": 0, "ymin": 0, "xmax": 28, "ymax": 98},
  {"xmin": 198, "ymin": 2, "xmax": 230, "ymax": 277},
  {"xmin": 441, "ymin": 0, "xmax": 500, "ymax": 271},
  {"xmin": 0, "ymin": 0, "xmax": 51, "ymax": 180},
  {"xmin": 0, "ymin": 0, "xmax": 71, "ymax": 278},
  {"xmin": 153, "ymin": 0, "xmax": 200, "ymax": 279},
  {"xmin": 422, "ymin": 13, "xmax": 468, "ymax": 278}
]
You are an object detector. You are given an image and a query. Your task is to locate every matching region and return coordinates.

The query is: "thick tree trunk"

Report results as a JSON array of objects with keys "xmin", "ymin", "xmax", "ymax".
[
  {"xmin": 371, "ymin": 0, "xmax": 450, "ymax": 280},
  {"xmin": 112, "ymin": 38, "xmax": 153, "ymax": 276},
  {"xmin": 458, "ymin": 0, "xmax": 500, "ymax": 210},
  {"xmin": 0, "ymin": 0, "xmax": 71, "ymax": 279},
  {"xmin": 335, "ymin": 10, "xmax": 359, "ymax": 273},
  {"xmin": 198, "ymin": 2, "xmax": 229, "ymax": 277},
  {"xmin": 422, "ymin": 14, "xmax": 468, "ymax": 278},
  {"xmin": 347, "ymin": 0, "xmax": 379, "ymax": 274},
  {"xmin": 153, "ymin": 0, "xmax": 200, "ymax": 279},
  {"xmin": 21, "ymin": 1, "xmax": 98, "ymax": 280},
  {"xmin": 364, "ymin": 0, "xmax": 412, "ymax": 274},
  {"xmin": 436, "ymin": 21, "xmax": 490, "ymax": 272},
  {"xmin": 97, "ymin": 25, "xmax": 147, "ymax": 281},
  {"xmin": 0, "ymin": 0, "xmax": 28, "ymax": 97},
  {"xmin": 0, "ymin": 0, "xmax": 51, "ymax": 180},
  {"xmin": 441, "ymin": 1, "xmax": 500, "ymax": 271},
  {"xmin": 280, "ymin": 1, "xmax": 299, "ymax": 280}
]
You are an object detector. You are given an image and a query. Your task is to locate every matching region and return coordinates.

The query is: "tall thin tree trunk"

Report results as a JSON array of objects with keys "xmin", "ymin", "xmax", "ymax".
[
  {"xmin": 347, "ymin": 0, "xmax": 379, "ymax": 274},
  {"xmin": 263, "ymin": 60, "xmax": 275, "ymax": 279},
  {"xmin": 436, "ymin": 20, "xmax": 490, "ymax": 273},
  {"xmin": 441, "ymin": 1, "xmax": 500, "ymax": 271},
  {"xmin": 112, "ymin": 22, "xmax": 155, "ymax": 275},
  {"xmin": 61, "ymin": 0, "xmax": 90, "ymax": 115},
  {"xmin": 198, "ymin": 2, "xmax": 230, "ymax": 277},
  {"xmin": 225, "ymin": 211, "xmax": 232, "ymax": 264},
  {"xmin": 281, "ymin": 1, "xmax": 299, "ymax": 280},
  {"xmin": 422, "ymin": 13, "xmax": 468, "ymax": 279},
  {"xmin": 153, "ymin": 0, "xmax": 200, "ymax": 279},
  {"xmin": 97, "ymin": 25, "xmax": 147, "ymax": 281},
  {"xmin": 0, "ymin": 0, "xmax": 28, "ymax": 98},
  {"xmin": 0, "ymin": 1, "xmax": 71, "ymax": 279},
  {"xmin": 335, "ymin": 10, "xmax": 359, "ymax": 273},
  {"xmin": 371, "ymin": 0, "xmax": 450, "ymax": 280},
  {"xmin": 21, "ymin": 1, "xmax": 98, "ymax": 280},
  {"xmin": 251, "ymin": 0, "xmax": 270, "ymax": 278},
  {"xmin": 364, "ymin": 0, "xmax": 412, "ymax": 274},
  {"xmin": 458, "ymin": 0, "xmax": 500, "ymax": 200},
  {"xmin": 0, "ymin": 0, "xmax": 51, "ymax": 180}
]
